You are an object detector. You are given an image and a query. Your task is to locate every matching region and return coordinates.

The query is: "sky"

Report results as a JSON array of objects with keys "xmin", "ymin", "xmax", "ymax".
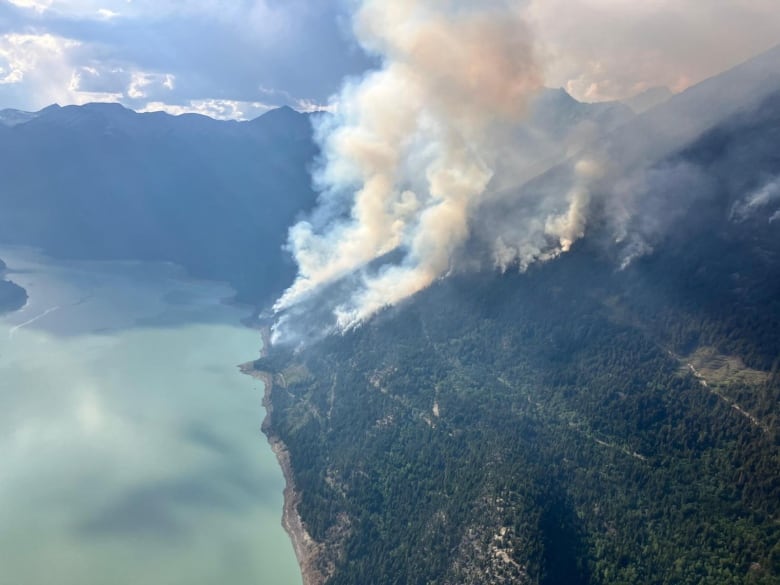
[{"xmin": 0, "ymin": 0, "xmax": 779, "ymax": 119}]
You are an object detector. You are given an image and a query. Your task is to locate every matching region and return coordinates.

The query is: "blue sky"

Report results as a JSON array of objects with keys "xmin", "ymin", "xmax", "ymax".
[{"xmin": 1, "ymin": 0, "xmax": 779, "ymax": 119}]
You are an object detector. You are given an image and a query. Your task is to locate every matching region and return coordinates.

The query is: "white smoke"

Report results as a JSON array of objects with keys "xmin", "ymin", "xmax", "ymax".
[
  {"xmin": 272, "ymin": 1, "xmax": 780, "ymax": 341},
  {"xmin": 274, "ymin": 0, "xmax": 553, "ymax": 332},
  {"xmin": 490, "ymin": 156, "xmax": 602, "ymax": 272},
  {"xmin": 730, "ymin": 177, "xmax": 780, "ymax": 222}
]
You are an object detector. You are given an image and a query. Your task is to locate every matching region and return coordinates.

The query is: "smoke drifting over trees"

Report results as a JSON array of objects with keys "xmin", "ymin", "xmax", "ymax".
[{"xmin": 272, "ymin": 0, "xmax": 780, "ymax": 343}]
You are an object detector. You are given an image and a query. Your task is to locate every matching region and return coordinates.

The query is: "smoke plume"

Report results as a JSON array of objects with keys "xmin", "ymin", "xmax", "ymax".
[
  {"xmin": 273, "ymin": 2, "xmax": 780, "ymax": 343},
  {"xmin": 274, "ymin": 0, "xmax": 550, "ymax": 333}
]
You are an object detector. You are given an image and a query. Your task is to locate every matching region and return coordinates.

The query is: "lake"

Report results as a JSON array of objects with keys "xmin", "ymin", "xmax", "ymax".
[{"xmin": 0, "ymin": 247, "xmax": 301, "ymax": 585}]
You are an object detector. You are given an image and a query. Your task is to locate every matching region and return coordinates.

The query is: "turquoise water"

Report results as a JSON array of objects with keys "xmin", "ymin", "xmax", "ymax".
[{"xmin": 0, "ymin": 247, "xmax": 301, "ymax": 585}]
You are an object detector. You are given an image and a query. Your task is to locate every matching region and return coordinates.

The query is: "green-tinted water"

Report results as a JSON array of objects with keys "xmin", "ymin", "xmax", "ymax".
[{"xmin": 0, "ymin": 247, "xmax": 301, "ymax": 585}]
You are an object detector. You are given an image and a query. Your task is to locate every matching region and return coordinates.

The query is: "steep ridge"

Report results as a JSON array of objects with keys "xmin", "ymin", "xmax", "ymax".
[
  {"xmin": 622, "ymin": 87, "xmax": 674, "ymax": 114},
  {"xmin": 256, "ymin": 47, "xmax": 780, "ymax": 585}
]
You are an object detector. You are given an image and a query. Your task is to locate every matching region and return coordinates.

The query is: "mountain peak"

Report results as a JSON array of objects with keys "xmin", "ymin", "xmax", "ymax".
[
  {"xmin": 77, "ymin": 102, "xmax": 134, "ymax": 115},
  {"xmin": 253, "ymin": 105, "xmax": 302, "ymax": 123}
]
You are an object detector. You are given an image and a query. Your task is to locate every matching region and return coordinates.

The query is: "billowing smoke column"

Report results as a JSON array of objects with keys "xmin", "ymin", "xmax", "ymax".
[
  {"xmin": 271, "ymin": 12, "xmax": 780, "ymax": 343},
  {"xmin": 274, "ymin": 0, "xmax": 592, "ymax": 338}
]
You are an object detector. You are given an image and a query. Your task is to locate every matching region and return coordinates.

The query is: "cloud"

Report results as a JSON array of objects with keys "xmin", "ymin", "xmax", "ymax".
[
  {"xmin": 139, "ymin": 99, "xmax": 274, "ymax": 121},
  {"xmin": 2, "ymin": 0, "xmax": 779, "ymax": 117},
  {"xmin": 126, "ymin": 71, "xmax": 174, "ymax": 99},
  {"xmin": 6, "ymin": 0, "xmax": 53, "ymax": 14},
  {"xmin": 65, "ymin": 63, "xmax": 173, "ymax": 103},
  {"xmin": 96, "ymin": 8, "xmax": 119, "ymax": 21},
  {"xmin": 0, "ymin": 32, "xmax": 82, "ymax": 104},
  {"xmin": 0, "ymin": 32, "xmax": 78, "ymax": 84},
  {"xmin": 0, "ymin": 11, "xmax": 337, "ymax": 118},
  {"xmin": 0, "ymin": 33, "xmax": 187, "ymax": 109},
  {"xmin": 0, "ymin": 0, "xmax": 374, "ymax": 115}
]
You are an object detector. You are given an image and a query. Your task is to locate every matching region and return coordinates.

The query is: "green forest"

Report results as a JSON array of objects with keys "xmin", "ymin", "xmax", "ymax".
[
  {"xmin": 253, "ymin": 81, "xmax": 780, "ymax": 585},
  {"xmin": 257, "ymin": 239, "xmax": 779, "ymax": 584}
]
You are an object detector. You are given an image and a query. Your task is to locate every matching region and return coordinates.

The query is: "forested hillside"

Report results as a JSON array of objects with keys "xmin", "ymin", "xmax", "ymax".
[{"xmin": 255, "ymin": 78, "xmax": 780, "ymax": 585}]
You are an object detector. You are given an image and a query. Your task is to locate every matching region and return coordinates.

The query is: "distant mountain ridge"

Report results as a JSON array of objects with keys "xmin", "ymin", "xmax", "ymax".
[
  {"xmin": 0, "ymin": 107, "xmax": 41, "ymax": 127},
  {"xmin": 0, "ymin": 102, "xmax": 320, "ymax": 305},
  {"xmin": 622, "ymin": 86, "xmax": 673, "ymax": 113}
]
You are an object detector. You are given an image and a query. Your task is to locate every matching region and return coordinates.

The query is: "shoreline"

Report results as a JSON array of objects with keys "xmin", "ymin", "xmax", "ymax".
[{"xmin": 239, "ymin": 326, "xmax": 325, "ymax": 585}]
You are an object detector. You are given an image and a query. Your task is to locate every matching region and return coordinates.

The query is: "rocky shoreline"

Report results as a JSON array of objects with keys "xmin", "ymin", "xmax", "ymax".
[{"xmin": 239, "ymin": 327, "xmax": 326, "ymax": 585}]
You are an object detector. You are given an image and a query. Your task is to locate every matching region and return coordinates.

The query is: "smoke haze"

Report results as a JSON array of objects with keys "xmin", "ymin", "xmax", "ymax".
[
  {"xmin": 274, "ymin": 0, "xmax": 550, "ymax": 335},
  {"xmin": 273, "ymin": 1, "xmax": 780, "ymax": 343}
]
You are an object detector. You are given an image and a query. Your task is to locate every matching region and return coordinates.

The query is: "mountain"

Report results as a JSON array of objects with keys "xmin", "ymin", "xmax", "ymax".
[
  {"xmin": 0, "ymin": 93, "xmax": 637, "ymax": 307},
  {"xmin": 531, "ymin": 88, "xmax": 634, "ymax": 138},
  {"xmin": 254, "ymin": 49, "xmax": 780, "ymax": 584},
  {"xmin": 0, "ymin": 108, "xmax": 40, "ymax": 127},
  {"xmin": 609, "ymin": 44, "xmax": 780, "ymax": 169},
  {"xmin": 490, "ymin": 88, "xmax": 635, "ymax": 190},
  {"xmin": 623, "ymin": 86, "xmax": 674, "ymax": 113},
  {"xmin": 3, "ymin": 51, "xmax": 778, "ymax": 582},
  {"xmin": 0, "ymin": 258, "xmax": 26, "ymax": 313},
  {"xmin": 0, "ymin": 103, "xmax": 319, "ymax": 305}
]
